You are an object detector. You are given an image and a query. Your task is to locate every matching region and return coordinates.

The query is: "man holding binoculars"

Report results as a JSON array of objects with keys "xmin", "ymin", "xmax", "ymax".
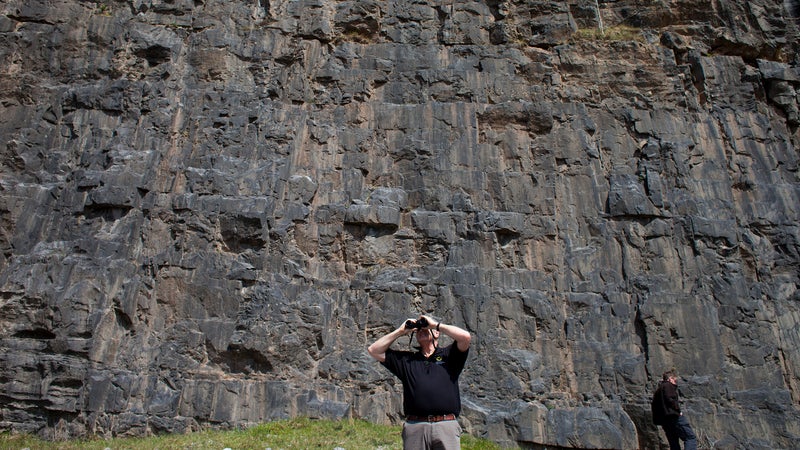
[{"xmin": 368, "ymin": 315, "xmax": 472, "ymax": 450}]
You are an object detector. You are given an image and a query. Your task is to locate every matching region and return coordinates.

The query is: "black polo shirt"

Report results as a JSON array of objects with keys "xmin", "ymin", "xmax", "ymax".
[{"xmin": 382, "ymin": 343, "xmax": 469, "ymax": 417}]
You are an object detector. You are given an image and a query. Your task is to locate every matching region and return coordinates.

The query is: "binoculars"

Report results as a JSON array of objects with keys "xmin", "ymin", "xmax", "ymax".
[{"xmin": 405, "ymin": 317, "xmax": 429, "ymax": 330}]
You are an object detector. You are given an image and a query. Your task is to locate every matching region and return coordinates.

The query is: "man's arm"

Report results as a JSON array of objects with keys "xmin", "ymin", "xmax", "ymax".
[
  {"xmin": 367, "ymin": 324, "xmax": 411, "ymax": 363},
  {"xmin": 423, "ymin": 315, "xmax": 471, "ymax": 352},
  {"xmin": 663, "ymin": 383, "xmax": 681, "ymax": 414}
]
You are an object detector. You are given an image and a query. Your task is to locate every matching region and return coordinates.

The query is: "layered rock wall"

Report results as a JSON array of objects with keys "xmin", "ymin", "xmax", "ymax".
[{"xmin": 1, "ymin": 0, "xmax": 799, "ymax": 448}]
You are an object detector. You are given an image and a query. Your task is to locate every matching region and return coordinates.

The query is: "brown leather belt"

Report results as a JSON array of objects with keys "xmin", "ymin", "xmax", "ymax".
[{"xmin": 406, "ymin": 414, "xmax": 457, "ymax": 423}]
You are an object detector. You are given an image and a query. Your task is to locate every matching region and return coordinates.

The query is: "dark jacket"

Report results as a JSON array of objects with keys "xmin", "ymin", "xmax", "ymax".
[{"xmin": 652, "ymin": 380, "xmax": 681, "ymax": 425}]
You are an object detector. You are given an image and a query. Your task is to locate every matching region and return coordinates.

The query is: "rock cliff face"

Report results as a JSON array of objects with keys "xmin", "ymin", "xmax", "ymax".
[{"xmin": 1, "ymin": 0, "xmax": 799, "ymax": 448}]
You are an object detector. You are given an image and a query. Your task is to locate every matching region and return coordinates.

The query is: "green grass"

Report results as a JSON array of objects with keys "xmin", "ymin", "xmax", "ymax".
[{"xmin": 0, "ymin": 417, "xmax": 503, "ymax": 449}]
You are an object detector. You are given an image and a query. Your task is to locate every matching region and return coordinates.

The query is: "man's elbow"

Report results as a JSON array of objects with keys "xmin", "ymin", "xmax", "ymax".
[
  {"xmin": 458, "ymin": 332, "xmax": 472, "ymax": 350},
  {"xmin": 367, "ymin": 345, "xmax": 384, "ymax": 362}
]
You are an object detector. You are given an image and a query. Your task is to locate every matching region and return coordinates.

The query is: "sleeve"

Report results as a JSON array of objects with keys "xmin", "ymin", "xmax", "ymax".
[
  {"xmin": 381, "ymin": 349, "xmax": 408, "ymax": 379},
  {"xmin": 446, "ymin": 343, "xmax": 470, "ymax": 375},
  {"xmin": 663, "ymin": 383, "xmax": 681, "ymax": 413}
]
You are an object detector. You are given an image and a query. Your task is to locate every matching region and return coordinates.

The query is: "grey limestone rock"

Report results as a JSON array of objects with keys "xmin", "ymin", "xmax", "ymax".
[{"xmin": 1, "ymin": 0, "xmax": 799, "ymax": 448}]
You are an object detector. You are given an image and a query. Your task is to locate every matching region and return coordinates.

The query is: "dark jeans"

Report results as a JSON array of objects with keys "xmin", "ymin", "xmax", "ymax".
[{"xmin": 661, "ymin": 414, "xmax": 697, "ymax": 450}]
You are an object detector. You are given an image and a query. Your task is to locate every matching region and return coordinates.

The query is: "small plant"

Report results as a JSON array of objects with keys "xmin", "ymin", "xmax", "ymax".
[{"xmin": 96, "ymin": 2, "xmax": 111, "ymax": 16}]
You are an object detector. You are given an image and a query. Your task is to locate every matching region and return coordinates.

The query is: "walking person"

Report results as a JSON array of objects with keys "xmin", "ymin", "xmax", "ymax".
[
  {"xmin": 368, "ymin": 315, "xmax": 471, "ymax": 450},
  {"xmin": 652, "ymin": 369, "xmax": 698, "ymax": 450}
]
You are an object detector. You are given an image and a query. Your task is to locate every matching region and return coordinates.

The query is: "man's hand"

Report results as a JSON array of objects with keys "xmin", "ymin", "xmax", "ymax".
[
  {"xmin": 367, "ymin": 320, "xmax": 414, "ymax": 362},
  {"xmin": 420, "ymin": 315, "xmax": 471, "ymax": 352},
  {"xmin": 419, "ymin": 315, "xmax": 438, "ymax": 329}
]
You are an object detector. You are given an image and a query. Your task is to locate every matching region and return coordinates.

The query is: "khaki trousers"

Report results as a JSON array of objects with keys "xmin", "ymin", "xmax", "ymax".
[{"xmin": 402, "ymin": 419, "xmax": 461, "ymax": 450}]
